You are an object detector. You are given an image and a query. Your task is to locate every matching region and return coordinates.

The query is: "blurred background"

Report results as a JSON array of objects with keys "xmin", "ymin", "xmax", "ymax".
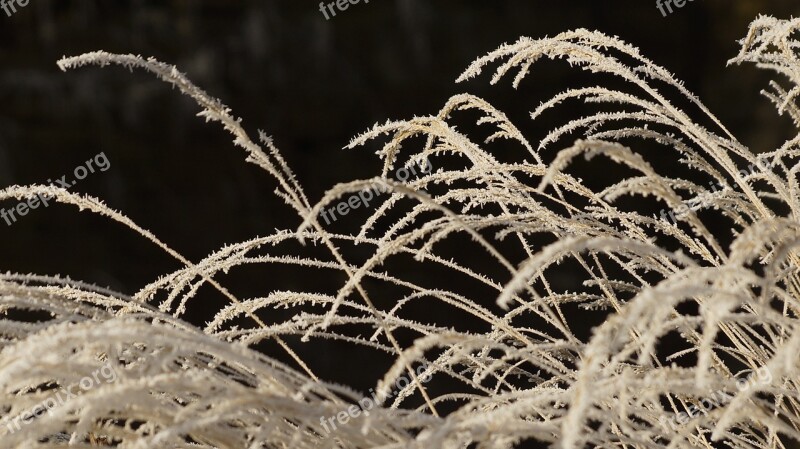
[{"xmin": 1, "ymin": 0, "xmax": 800, "ymax": 390}]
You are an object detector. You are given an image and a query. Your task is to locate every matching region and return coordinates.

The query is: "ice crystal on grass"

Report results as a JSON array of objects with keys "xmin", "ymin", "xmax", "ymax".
[{"xmin": 1, "ymin": 15, "xmax": 799, "ymax": 449}]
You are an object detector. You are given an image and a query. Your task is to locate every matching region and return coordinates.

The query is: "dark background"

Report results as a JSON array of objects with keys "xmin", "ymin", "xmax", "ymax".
[{"xmin": 2, "ymin": 0, "xmax": 800, "ymax": 392}]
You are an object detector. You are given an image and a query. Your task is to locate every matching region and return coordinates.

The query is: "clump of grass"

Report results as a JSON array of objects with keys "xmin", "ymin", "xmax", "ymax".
[{"xmin": 0, "ymin": 14, "xmax": 799, "ymax": 449}]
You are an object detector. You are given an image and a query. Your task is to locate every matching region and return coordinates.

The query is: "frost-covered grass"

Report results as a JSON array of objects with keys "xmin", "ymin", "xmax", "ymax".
[{"xmin": 0, "ymin": 14, "xmax": 799, "ymax": 449}]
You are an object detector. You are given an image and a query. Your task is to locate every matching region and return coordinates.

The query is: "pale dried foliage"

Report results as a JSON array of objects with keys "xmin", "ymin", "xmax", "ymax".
[{"xmin": 1, "ymin": 14, "xmax": 799, "ymax": 449}]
